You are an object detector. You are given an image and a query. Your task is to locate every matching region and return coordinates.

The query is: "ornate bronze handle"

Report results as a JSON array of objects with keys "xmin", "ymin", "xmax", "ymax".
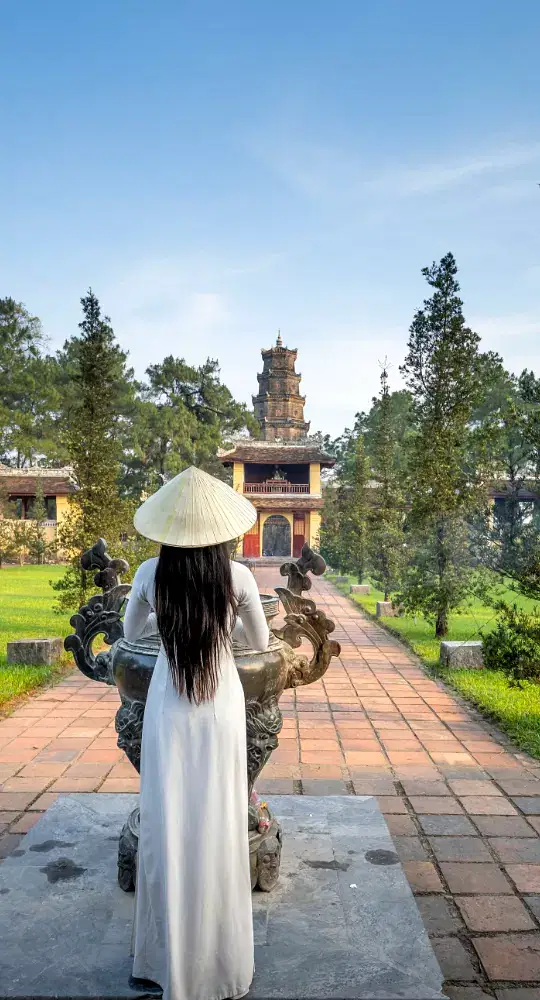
[
  {"xmin": 63, "ymin": 539, "xmax": 131, "ymax": 684},
  {"xmin": 272, "ymin": 544, "xmax": 341, "ymax": 689}
]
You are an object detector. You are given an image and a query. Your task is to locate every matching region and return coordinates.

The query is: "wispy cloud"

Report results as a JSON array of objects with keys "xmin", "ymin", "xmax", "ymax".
[
  {"xmin": 367, "ymin": 145, "xmax": 540, "ymax": 197},
  {"xmin": 248, "ymin": 131, "xmax": 540, "ymax": 204},
  {"xmin": 472, "ymin": 312, "xmax": 540, "ymax": 342}
]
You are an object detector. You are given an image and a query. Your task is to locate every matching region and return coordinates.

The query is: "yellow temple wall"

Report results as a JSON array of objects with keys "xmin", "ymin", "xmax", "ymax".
[
  {"xmin": 56, "ymin": 495, "xmax": 70, "ymax": 527},
  {"xmin": 232, "ymin": 462, "xmax": 245, "ymax": 493},
  {"xmin": 309, "ymin": 511, "xmax": 321, "ymax": 549},
  {"xmin": 309, "ymin": 462, "xmax": 321, "ymax": 495},
  {"xmin": 1, "ymin": 493, "xmax": 72, "ymax": 561},
  {"xmin": 55, "ymin": 495, "xmax": 72, "ymax": 558}
]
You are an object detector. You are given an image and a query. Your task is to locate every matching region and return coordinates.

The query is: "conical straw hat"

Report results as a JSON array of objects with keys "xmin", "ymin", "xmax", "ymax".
[{"xmin": 133, "ymin": 466, "xmax": 257, "ymax": 548}]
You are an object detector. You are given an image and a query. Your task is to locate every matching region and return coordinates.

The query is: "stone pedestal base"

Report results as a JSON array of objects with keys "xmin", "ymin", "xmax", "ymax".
[
  {"xmin": 117, "ymin": 802, "xmax": 284, "ymax": 894},
  {"xmin": 249, "ymin": 814, "xmax": 282, "ymax": 891},
  {"xmin": 440, "ymin": 640, "xmax": 484, "ymax": 669},
  {"xmin": 0, "ymin": 793, "xmax": 447, "ymax": 1000},
  {"xmin": 7, "ymin": 637, "xmax": 63, "ymax": 665},
  {"xmin": 376, "ymin": 601, "xmax": 402, "ymax": 617},
  {"xmin": 118, "ymin": 807, "xmax": 139, "ymax": 892}
]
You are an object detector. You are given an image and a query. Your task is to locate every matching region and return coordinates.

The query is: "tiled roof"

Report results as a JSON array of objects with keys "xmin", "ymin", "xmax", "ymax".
[
  {"xmin": 247, "ymin": 496, "xmax": 325, "ymax": 511},
  {"xmin": 489, "ymin": 486, "xmax": 539, "ymax": 500},
  {"xmin": 219, "ymin": 441, "xmax": 335, "ymax": 467},
  {"xmin": 0, "ymin": 468, "xmax": 75, "ymax": 496}
]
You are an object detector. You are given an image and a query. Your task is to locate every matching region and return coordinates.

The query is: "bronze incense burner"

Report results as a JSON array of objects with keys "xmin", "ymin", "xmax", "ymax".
[{"xmin": 64, "ymin": 540, "xmax": 340, "ymax": 892}]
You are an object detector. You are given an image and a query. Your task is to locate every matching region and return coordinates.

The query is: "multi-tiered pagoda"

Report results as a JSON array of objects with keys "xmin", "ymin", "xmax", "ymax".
[{"xmin": 219, "ymin": 334, "xmax": 334, "ymax": 560}]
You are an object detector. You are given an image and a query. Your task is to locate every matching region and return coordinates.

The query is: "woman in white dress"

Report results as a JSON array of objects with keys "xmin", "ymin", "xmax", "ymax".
[{"xmin": 123, "ymin": 466, "xmax": 269, "ymax": 1000}]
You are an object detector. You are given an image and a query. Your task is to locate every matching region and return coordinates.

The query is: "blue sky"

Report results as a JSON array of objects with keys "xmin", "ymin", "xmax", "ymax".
[{"xmin": 1, "ymin": 0, "xmax": 539, "ymax": 436}]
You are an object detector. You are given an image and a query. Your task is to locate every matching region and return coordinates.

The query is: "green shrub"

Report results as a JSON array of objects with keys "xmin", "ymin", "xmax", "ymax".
[{"xmin": 483, "ymin": 604, "xmax": 540, "ymax": 684}]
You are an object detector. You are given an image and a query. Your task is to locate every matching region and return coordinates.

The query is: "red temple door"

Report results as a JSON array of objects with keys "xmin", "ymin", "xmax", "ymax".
[
  {"xmin": 293, "ymin": 513, "xmax": 305, "ymax": 558},
  {"xmin": 243, "ymin": 517, "xmax": 260, "ymax": 558}
]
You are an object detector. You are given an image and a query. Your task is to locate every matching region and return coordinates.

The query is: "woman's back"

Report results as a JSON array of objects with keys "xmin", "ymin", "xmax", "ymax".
[{"xmin": 128, "ymin": 466, "xmax": 268, "ymax": 1000}]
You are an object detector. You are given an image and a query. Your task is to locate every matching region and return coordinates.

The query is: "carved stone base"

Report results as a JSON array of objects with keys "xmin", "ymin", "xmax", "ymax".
[
  {"xmin": 118, "ymin": 806, "xmax": 139, "ymax": 892},
  {"xmin": 249, "ymin": 815, "xmax": 282, "ymax": 892},
  {"xmin": 117, "ymin": 804, "xmax": 282, "ymax": 894}
]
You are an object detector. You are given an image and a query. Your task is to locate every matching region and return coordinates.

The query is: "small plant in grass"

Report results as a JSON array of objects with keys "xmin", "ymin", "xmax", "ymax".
[
  {"xmin": 26, "ymin": 482, "xmax": 57, "ymax": 564},
  {"xmin": 483, "ymin": 603, "xmax": 540, "ymax": 685},
  {"xmin": 11, "ymin": 518, "xmax": 30, "ymax": 565},
  {"xmin": 0, "ymin": 482, "xmax": 18, "ymax": 567}
]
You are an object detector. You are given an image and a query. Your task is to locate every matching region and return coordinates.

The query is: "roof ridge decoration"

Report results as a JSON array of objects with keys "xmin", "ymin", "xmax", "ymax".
[{"xmin": 0, "ymin": 465, "xmax": 75, "ymax": 478}]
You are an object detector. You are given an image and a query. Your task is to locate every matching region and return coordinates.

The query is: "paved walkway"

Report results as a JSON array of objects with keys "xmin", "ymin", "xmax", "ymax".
[{"xmin": 3, "ymin": 570, "xmax": 540, "ymax": 998}]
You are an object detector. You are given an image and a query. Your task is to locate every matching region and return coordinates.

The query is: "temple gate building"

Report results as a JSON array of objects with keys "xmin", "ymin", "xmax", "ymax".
[
  {"xmin": 219, "ymin": 334, "xmax": 334, "ymax": 559},
  {"xmin": 0, "ymin": 465, "xmax": 75, "ymax": 557}
]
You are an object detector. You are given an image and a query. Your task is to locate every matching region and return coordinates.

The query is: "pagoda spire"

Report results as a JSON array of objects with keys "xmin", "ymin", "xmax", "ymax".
[{"xmin": 252, "ymin": 336, "xmax": 310, "ymax": 441}]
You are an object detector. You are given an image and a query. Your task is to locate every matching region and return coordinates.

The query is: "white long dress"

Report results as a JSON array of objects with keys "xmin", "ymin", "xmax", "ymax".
[{"xmin": 123, "ymin": 557, "xmax": 269, "ymax": 1000}]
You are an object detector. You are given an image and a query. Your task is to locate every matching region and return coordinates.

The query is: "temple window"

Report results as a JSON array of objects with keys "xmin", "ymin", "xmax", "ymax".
[{"xmin": 8, "ymin": 496, "xmax": 57, "ymax": 520}]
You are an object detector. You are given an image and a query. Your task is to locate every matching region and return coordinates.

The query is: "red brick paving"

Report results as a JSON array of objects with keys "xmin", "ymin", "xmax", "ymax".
[{"xmin": 3, "ymin": 568, "xmax": 540, "ymax": 991}]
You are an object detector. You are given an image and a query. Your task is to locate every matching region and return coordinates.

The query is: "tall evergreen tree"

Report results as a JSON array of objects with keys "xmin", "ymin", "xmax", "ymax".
[
  {"xmin": 399, "ymin": 253, "xmax": 489, "ymax": 637},
  {"xmin": 357, "ymin": 389, "xmax": 416, "ymax": 474},
  {"xmin": 340, "ymin": 435, "xmax": 370, "ymax": 583},
  {"xmin": 0, "ymin": 298, "xmax": 58, "ymax": 466},
  {"xmin": 53, "ymin": 290, "xmax": 133, "ymax": 611},
  {"xmin": 367, "ymin": 365, "xmax": 406, "ymax": 600},
  {"xmin": 320, "ymin": 482, "xmax": 346, "ymax": 571},
  {"xmin": 474, "ymin": 368, "xmax": 540, "ymax": 598},
  {"xmin": 518, "ymin": 369, "xmax": 540, "ymax": 480}
]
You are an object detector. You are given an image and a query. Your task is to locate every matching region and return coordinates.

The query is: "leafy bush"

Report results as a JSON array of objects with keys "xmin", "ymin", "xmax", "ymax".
[{"xmin": 483, "ymin": 604, "xmax": 540, "ymax": 684}]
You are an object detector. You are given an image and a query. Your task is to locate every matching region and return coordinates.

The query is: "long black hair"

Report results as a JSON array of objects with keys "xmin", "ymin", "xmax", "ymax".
[{"xmin": 154, "ymin": 542, "xmax": 238, "ymax": 703}]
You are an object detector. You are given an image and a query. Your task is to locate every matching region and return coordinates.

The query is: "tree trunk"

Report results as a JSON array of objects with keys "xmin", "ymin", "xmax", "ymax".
[
  {"xmin": 435, "ymin": 521, "xmax": 448, "ymax": 639},
  {"xmin": 435, "ymin": 610, "xmax": 448, "ymax": 638}
]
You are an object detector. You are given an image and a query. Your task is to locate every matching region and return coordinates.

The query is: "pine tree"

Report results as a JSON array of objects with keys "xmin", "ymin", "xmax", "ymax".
[
  {"xmin": 341, "ymin": 435, "xmax": 370, "ymax": 583},
  {"xmin": 123, "ymin": 356, "xmax": 258, "ymax": 496},
  {"xmin": 399, "ymin": 253, "xmax": 489, "ymax": 637},
  {"xmin": 53, "ymin": 290, "xmax": 133, "ymax": 611},
  {"xmin": 367, "ymin": 365, "xmax": 406, "ymax": 600},
  {"xmin": 473, "ymin": 368, "xmax": 540, "ymax": 601},
  {"xmin": 11, "ymin": 519, "xmax": 29, "ymax": 565},
  {"xmin": 0, "ymin": 298, "xmax": 58, "ymax": 466},
  {"xmin": 320, "ymin": 482, "xmax": 346, "ymax": 571}
]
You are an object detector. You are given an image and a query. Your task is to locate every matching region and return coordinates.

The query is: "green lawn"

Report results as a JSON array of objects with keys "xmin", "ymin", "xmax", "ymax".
[
  {"xmin": 329, "ymin": 573, "xmax": 540, "ymax": 759},
  {"xmin": 0, "ymin": 565, "xmax": 73, "ymax": 711}
]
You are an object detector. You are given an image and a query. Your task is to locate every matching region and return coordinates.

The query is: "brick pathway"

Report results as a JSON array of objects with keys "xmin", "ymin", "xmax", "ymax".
[{"xmin": 3, "ymin": 570, "xmax": 540, "ymax": 997}]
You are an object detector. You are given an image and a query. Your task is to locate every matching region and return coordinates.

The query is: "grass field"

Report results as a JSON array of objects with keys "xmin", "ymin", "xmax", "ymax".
[
  {"xmin": 0, "ymin": 565, "xmax": 72, "ymax": 711},
  {"xmin": 330, "ymin": 574, "xmax": 540, "ymax": 759}
]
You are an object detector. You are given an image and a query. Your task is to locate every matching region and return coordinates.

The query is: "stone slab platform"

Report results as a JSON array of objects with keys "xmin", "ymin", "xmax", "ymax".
[{"xmin": 0, "ymin": 794, "xmax": 446, "ymax": 1000}]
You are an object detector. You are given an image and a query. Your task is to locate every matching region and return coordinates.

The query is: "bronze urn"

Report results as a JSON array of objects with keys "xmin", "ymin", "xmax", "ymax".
[{"xmin": 64, "ymin": 540, "xmax": 340, "ymax": 892}]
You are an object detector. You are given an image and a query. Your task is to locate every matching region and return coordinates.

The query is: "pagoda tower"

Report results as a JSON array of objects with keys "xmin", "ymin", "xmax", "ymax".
[
  {"xmin": 219, "ymin": 333, "xmax": 334, "ymax": 560},
  {"xmin": 252, "ymin": 332, "xmax": 310, "ymax": 441}
]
